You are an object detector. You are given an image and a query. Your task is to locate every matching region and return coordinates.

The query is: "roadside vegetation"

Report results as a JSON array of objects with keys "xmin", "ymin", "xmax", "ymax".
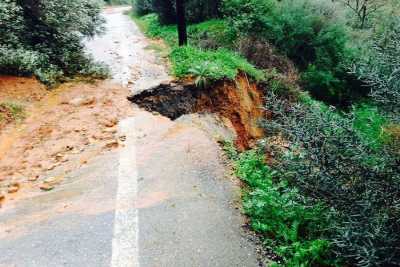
[
  {"xmin": 132, "ymin": 13, "xmax": 263, "ymax": 82},
  {"xmin": 0, "ymin": 0, "xmax": 108, "ymax": 85},
  {"xmin": 133, "ymin": 0, "xmax": 400, "ymax": 266}
]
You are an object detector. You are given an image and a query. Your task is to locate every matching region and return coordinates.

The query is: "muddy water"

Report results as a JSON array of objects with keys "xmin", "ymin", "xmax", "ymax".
[{"xmin": 85, "ymin": 6, "xmax": 170, "ymax": 91}]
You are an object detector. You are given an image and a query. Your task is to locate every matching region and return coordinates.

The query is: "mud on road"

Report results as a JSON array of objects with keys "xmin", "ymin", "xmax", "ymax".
[{"xmin": 0, "ymin": 77, "xmax": 133, "ymax": 207}]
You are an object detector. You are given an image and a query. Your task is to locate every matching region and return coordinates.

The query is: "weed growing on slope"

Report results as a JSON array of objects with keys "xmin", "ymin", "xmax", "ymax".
[
  {"xmin": 0, "ymin": 101, "xmax": 25, "ymax": 125},
  {"xmin": 352, "ymin": 104, "xmax": 390, "ymax": 150}
]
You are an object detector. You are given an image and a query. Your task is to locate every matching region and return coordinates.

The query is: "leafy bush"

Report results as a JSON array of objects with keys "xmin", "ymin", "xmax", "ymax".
[
  {"xmin": 263, "ymin": 91, "xmax": 400, "ymax": 266},
  {"xmin": 187, "ymin": 20, "xmax": 236, "ymax": 49},
  {"xmin": 234, "ymin": 150, "xmax": 332, "ymax": 266},
  {"xmin": 0, "ymin": 0, "xmax": 107, "ymax": 85},
  {"xmin": 223, "ymin": 0, "xmax": 363, "ymax": 105},
  {"xmin": 354, "ymin": 18, "xmax": 400, "ymax": 117},
  {"xmin": 132, "ymin": 0, "xmax": 153, "ymax": 16}
]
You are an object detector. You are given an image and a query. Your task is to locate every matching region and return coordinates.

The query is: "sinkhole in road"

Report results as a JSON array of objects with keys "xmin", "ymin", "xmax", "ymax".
[{"xmin": 128, "ymin": 75, "xmax": 266, "ymax": 149}]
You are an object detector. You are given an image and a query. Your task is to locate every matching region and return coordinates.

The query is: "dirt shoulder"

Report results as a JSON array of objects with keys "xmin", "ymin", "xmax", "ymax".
[{"xmin": 0, "ymin": 76, "xmax": 133, "ymax": 207}]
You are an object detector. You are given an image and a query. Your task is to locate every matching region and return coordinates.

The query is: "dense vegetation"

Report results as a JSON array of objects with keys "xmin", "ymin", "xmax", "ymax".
[
  {"xmin": 133, "ymin": 13, "xmax": 263, "ymax": 82},
  {"xmin": 0, "ymin": 0, "xmax": 108, "ymax": 85},
  {"xmin": 133, "ymin": 0, "xmax": 400, "ymax": 266}
]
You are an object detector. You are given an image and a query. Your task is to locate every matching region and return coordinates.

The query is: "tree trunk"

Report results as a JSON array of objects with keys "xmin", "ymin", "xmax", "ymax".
[
  {"xmin": 360, "ymin": 0, "xmax": 368, "ymax": 28},
  {"xmin": 176, "ymin": 0, "xmax": 187, "ymax": 46}
]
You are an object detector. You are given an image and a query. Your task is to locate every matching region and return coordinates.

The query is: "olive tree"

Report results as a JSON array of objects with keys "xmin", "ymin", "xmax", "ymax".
[{"xmin": 0, "ymin": 0, "xmax": 106, "ymax": 84}]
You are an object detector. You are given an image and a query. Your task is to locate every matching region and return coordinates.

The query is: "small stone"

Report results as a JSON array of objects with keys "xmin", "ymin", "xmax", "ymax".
[
  {"xmin": 47, "ymin": 164, "xmax": 57, "ymax": 171},
  {"xmin": 40, "ymin": 184, "xmax": 54, "ymax": 191},
  {"xmin": 105, "ymin": 140, "xmax": 119, "ymax": 149},
  {"xmin": 55, "ymin": 153, "xmax": 64, "ymax": 162},
  {"xmin": 103, "ymin": 128, "xmax": 117, "ymax": 134},
  {"xmin": 103, "ymin": 118, "xmax": 118, "ymax": 128},
  {"xmin": 10, "ymin": 182, "xmax": 20, "ymax": 188},
  {"xmin": 28, "ymin": 176, "xmax": 39, "ymax": 182},
  {"xmin": 7, "ymin": 186, "xmax": 19, "ymax": 194},
  {"xmin": 69, "ymin": 96, "xmax": 95, "ymax": 107}
]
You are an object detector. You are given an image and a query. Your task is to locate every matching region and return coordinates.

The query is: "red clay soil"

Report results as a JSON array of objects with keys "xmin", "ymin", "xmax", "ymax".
[
  {"xmin": 0, "ymin": 76, "xmax": 133, "ymax": 206},
  {"xmin": 206, "ymin": 75, "xmax": 265, "ymax": 149},
  {"xmin": 0, "ymin": 76, "xmax": 47, "ymax": 102}
]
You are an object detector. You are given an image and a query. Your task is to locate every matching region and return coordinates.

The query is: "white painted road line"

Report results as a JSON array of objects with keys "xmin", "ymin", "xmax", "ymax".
[{"xmin": 111, "ymin": 117, "xmax": 139, "ymax": 267}]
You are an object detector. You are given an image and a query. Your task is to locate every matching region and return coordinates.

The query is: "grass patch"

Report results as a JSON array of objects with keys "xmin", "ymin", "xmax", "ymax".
[
  {"xmin": 0, "ymin": 101, "xmax": 25, "ymax": 124},
  {"xmin": 171, "ymin": 46, "xmax": 264, "ymax": 81},
  {"xmin": 352, "ymin": 104, "xmax": 390, "ymax": 150},
  {"xmin": 131, "ymin": 13, "xmax": 263, "ymax": 81}
]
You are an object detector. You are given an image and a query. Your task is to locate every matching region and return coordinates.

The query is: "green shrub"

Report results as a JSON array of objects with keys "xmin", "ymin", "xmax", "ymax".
[
  {"xmin": 235, "ymin": 150, "xmax": 332, "ymax": 266},
  {"xmin": 223, "ymin": 0, "xmax": 362, "ymax": 105},
  {"xmin": 132, "ymin": 0, "xmax": 153, "ymax": 16},
  {"xmin": 354, "ymin": 18, "xmax": 400, "ymax": 117},
  {"xmin": 188, "ymin": 20, "xmax": 236, "ymax": 49},
  {"xmin": 264, "ymin": 91, "xmax": 400, "ymax": 266},
  {"xmin": 0, "ymin": 0, "xmax": 107, "ymax": 85}
]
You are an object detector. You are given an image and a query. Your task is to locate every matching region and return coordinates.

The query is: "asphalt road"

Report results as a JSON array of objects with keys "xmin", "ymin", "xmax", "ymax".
[{"xmin": 0, "ymin": 7, "xmax": 260, "ymax": 267}]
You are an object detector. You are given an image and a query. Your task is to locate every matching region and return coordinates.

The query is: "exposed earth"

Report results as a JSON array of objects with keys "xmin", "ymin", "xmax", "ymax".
[{"xmin": 0, "ymin": 6, "xmax": 265, "ymax": 267}]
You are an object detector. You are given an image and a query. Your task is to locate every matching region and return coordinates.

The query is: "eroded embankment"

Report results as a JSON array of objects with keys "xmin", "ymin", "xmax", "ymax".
[{"xmin": 129, "ymin": 74, "xmax": 265, "ymax": 149}]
